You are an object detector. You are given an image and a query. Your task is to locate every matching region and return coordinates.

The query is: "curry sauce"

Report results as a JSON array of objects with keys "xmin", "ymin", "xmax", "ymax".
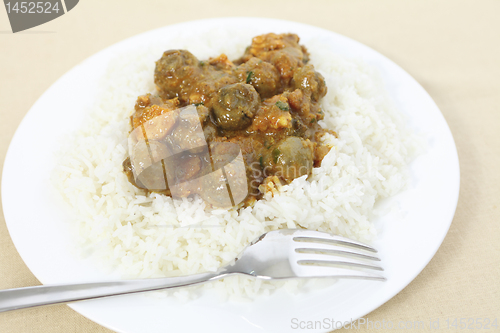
[{"xmin": 123, "ymin": 33, "xmax": 334, "ymax": 206}]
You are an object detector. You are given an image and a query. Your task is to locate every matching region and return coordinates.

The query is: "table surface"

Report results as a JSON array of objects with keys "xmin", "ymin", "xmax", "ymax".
[{"xmin": 1, "ymin": 0, "xmax": 499, "ymax": 332}]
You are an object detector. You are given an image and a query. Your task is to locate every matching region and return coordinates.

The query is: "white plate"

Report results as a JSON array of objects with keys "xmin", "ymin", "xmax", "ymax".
[{"xmin": 2, "ymin": 18, "xmax": 459, "ymax": 333}]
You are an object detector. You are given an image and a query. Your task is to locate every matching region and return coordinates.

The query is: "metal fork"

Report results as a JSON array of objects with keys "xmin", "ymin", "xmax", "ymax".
[{"xmin": 0, "ymin": 229, "xmax": 384, "ymax": 312}]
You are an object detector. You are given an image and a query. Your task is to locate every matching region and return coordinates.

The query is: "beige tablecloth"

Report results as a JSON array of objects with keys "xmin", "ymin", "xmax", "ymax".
[{"xmin": 1, "ymin": 0, "xmax": 499, "ymax": 332}]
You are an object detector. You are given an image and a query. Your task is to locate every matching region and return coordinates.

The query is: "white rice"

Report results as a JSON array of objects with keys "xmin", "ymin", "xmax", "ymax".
[{"xmin": 52, "ymin": 28, "xmax": 420, "ymax": 299}]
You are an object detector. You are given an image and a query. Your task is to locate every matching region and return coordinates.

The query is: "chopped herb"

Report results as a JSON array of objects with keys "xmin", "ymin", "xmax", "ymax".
[
  {"xmin": 310, "ymin": 118, "xmax": 316, "ymax": 124},
  {"xmin": 193, "ymin": 102, "xmax": 204, "ymax": 106},
  {"xmin": 275, "ymin": 101, "xmax": 290, "ymax": 111},
  {"xmin": 272, "ymin": 148, "xmax": 281, "ymax": 164},
  {"xmin": 259, "ymin": 156, "xmax": 264, "ymax": 168},
  {"xmin": 199, "ymin": 61, "xmax": 206, "ymax": 66},
  {"xmin": 246, "ymin": 71, "xmax": 254, "ymax": 84}
]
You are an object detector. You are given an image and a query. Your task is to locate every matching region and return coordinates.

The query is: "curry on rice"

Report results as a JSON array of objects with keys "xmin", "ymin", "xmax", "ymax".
[{"xmin": 123, "ymin": 33, "xmax": 334, "ymax": 206}]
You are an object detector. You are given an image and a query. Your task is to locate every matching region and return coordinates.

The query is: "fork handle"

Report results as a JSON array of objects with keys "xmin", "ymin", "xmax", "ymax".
[{"xmin": 0, "ymin": 272, "xmax": 226, "ymax": 313}]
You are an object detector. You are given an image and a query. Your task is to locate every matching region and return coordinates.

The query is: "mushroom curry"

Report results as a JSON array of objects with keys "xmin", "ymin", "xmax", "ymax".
[{"xmin": 123, "ymin": 33, "xmax": 334, "ymax": 206}]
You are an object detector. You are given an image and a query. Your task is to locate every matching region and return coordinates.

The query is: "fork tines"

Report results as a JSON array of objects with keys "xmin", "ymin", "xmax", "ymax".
[{"xmin": 292, "ymin": 232, "xmax": 385, "ymax": 281}]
